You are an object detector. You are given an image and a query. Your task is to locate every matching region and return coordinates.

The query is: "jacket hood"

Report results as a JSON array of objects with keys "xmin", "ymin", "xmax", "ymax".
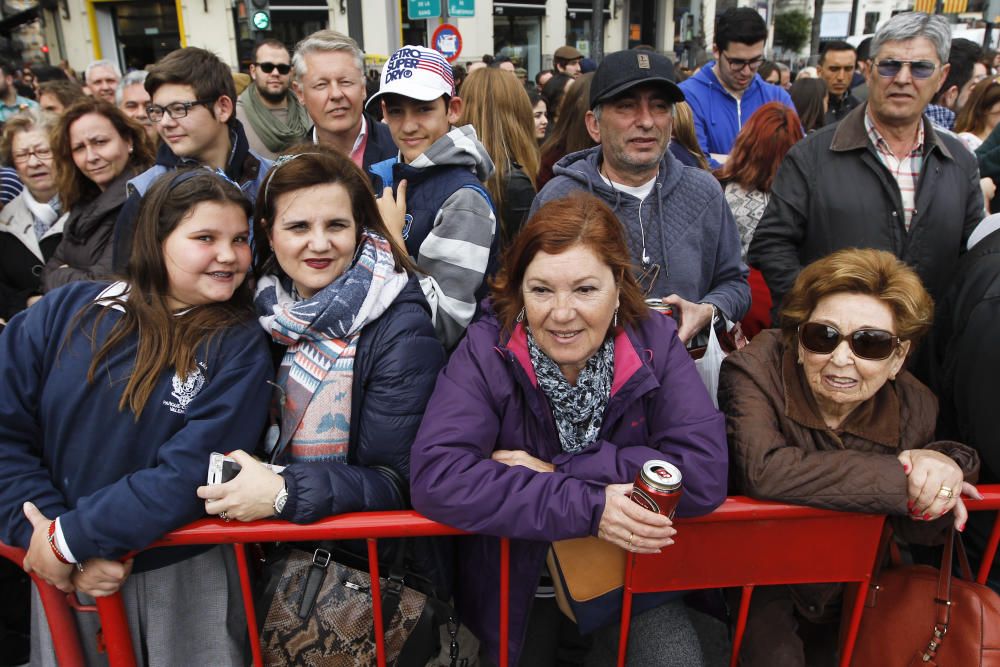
[
  {"xmin": 687, "ymin": 62, "xmax": 769, "ymax": 100},
  {"xmin": 153, "ymin": 119, "xmax": 256, "ymax": 182},
  {"xmin": 549, "ymin": 145, "xmax": 685, "ymax": 208},
  {"xmin": 409, "ymin": 124, "xmax": 495, "ymax": 182},
  {"xmin": 66, "ymin": 164, "xmax": 142, "ymax": 242}
]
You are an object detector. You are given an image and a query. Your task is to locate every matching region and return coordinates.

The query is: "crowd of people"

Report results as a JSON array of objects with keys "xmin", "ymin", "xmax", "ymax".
[{"xmin": 0, "ymin": 7, "xmax": 999, "ymax": 667}]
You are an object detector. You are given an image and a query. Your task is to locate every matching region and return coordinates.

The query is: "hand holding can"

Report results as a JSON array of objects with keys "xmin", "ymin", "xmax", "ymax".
[{"xmin": 631, "ymin": 459, "xmax": 683, "ymax": 519}]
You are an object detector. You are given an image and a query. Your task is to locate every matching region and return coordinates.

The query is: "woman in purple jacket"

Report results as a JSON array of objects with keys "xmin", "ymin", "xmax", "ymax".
[{"xmin": 411, "ymin": 193, "xmax": 729, "ymax": 666}]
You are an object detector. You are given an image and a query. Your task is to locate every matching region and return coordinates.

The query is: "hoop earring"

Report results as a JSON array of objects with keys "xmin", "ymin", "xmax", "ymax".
[{"xmin": 516, "ymin": 308, "xmax": 525, "ymax": 323}]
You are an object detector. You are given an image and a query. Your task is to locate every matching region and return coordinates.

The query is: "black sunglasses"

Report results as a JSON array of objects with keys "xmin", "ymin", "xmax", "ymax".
[
  {"xmin": 798, "ymin": 322, "xmax": 900, "ymax": 361},
  {"xmin": 256, "ymin": 62, "xmax": 291, "ymax": 75},
  {"xmin": 875, "ymin": 59, "xmax": 937, "ymax": 80}
]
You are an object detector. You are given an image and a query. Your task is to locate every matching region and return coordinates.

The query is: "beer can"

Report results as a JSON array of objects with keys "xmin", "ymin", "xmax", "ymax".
[
  {"xmin": 645, "ymin": 298, "xmax": 679, "ymax": 324},
  {"xmin": 631, "ymin": 459, "xmax": 683, "ymax": 519}
]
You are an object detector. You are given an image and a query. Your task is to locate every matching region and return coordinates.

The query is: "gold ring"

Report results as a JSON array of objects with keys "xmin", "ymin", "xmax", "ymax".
[
  {"xmin": 627, "ymin": 532, "xmax": 634, "ymax": 548},
  {"xmin": 938, "ymin": 486, "xmax": 954, "ymax": 499},
  {"xmin": 219, "ymin": 511, "xmax": 230, "ymax": 522}
]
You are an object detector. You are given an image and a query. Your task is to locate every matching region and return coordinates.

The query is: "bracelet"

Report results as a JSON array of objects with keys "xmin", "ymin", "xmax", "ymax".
[{"xmin": 46, "ymin": 520, "xmax": 83, "ymax": 571}]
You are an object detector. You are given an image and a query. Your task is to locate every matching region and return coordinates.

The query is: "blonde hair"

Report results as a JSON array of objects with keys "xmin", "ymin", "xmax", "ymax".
[{"xmin": 458, "ymin": 68, "xmax": 540, "ymax": 240}]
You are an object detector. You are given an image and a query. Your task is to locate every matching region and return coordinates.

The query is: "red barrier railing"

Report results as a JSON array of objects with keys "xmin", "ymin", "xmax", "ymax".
[{"xmin": 5, "ymin": 489, "xmax": 1000, "ymax": 667}]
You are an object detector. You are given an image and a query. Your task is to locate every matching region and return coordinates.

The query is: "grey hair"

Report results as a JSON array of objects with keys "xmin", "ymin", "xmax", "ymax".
[
  {"xmin": 115, "ymin": 70, "xmax": 148, "ymax": 106},
  {"xmin": 291, "ymin": 30, "xmax": 364, "ymax": 82},
  {"xmin": 85, "ymin": 59, "xmax": 122, "ymax": 83},
  {"xmin": 870, "ymin": 12, "xmax": 951, "ymax": 65}
]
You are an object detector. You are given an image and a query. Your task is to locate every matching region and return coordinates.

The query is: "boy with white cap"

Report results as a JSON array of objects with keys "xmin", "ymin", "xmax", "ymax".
[{"xmin": 369, "ymin": 45, "xmax": 497, "ymax": 349}]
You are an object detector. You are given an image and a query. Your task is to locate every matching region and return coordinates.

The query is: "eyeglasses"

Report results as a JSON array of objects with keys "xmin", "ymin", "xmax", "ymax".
[
  {"xmin": 875, "ymin": 59, "xmax": 938, "ymax": 80},
  {"xmin": 798, "ymin": 322, "xmax": 900, "ymax": 361},
  {"xmin": 722, "ymin": 53, "xmax": 765, "ymax": 72},
  {"xmin": 256, "ymin": 62, "xmax": 291, "ymax": 75},
  {"xmin": 12, "ymin": 146, "xmax": 52, "ymax": 163},
  {"xmin": 145, "ymin": 100, "xmax": 213, "ymax": 122}
]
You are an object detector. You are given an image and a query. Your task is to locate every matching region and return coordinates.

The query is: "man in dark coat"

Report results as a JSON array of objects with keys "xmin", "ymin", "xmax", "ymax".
[{"xmin": 750, "ymin": 12, "xmax": 983, "ymax": 320}]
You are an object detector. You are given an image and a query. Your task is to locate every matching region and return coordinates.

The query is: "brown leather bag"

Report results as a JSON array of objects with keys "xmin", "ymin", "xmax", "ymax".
[{"xmin": 851, "ymin": 525, "xmax": 1000, "ymax": 666}]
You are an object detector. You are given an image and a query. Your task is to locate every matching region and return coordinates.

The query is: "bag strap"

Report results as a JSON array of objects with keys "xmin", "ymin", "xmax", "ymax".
[{"xmin": 916, "ymin": 528, "xmax": 957, "ymax": 665}]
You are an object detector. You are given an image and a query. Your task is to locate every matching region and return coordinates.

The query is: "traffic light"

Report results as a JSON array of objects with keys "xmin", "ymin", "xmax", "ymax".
[{"xmin": 247, "ymin": 0, "xmax": 271, "ymax": 33}]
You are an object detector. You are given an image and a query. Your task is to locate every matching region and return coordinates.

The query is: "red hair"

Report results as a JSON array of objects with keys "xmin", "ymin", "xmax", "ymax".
[
  {"xmin": 490, "ymin": 192, "xmax": 647, "ymax": 335},
  {"xmin": 714, "ymin": 102, "xmax": 803, "ymax": 193}
]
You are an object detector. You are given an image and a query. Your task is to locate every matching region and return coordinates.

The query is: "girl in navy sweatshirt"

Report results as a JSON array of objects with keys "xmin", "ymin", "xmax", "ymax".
[{"xmin": 0, "ymin": 169, "xmax": 272, "ymax": 665}]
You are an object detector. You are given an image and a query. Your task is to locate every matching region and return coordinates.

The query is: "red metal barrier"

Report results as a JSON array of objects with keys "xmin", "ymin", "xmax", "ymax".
[{"xmin": 4, "ymin": 489, "xmax": 1000, "ymax": 667}]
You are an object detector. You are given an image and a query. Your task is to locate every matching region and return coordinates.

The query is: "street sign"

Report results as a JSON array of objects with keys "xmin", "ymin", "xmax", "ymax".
[
  {"xmin": 432, "ymin": 23, "xmax": 462, "ymax": 62},
  {"xmin": 448, "ymin": 0, "xmax": 475, "ymax": 17},
  {"xmin": 407, "ymin": 0, "xmax": 441, "ymax": 20}
]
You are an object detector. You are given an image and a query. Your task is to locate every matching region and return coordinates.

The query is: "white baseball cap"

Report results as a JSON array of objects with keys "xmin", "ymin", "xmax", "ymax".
[{"xmin": 366, "ymin": 45, "xmax": 456, "ymax": 110}]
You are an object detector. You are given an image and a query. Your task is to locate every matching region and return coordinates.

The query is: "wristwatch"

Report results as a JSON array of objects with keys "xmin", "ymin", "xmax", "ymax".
[{"xmin": 273, "ymin": 483, "xmax": 288, "ymax": 516}]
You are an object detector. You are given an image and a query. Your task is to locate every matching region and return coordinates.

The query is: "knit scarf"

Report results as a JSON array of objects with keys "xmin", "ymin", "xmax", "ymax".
[
  {"xmin": 254, "ymin": 231, "xmax": 408, "ymax": 463},
  {"xmin": 239, "ymin": 84, "xmax": 311, "ymax": 154},
  {"xmin": 527, "ymin": 330, "xmax": 615, "ymax": 454},
  {"xmin": 21, "ymin": 188, "xmax": 61, "ymax": 240}
]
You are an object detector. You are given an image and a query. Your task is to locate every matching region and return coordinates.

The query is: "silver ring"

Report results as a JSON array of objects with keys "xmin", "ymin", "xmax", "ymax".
[{"xmin": 219, "ymin": 511, "xmax": 230, "ymax": 522}]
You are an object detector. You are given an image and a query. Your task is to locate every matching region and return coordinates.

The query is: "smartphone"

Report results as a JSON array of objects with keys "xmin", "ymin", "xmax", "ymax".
[{"xmin": 207, "ymin": 452, "xmax": 285, "ymax": 485}]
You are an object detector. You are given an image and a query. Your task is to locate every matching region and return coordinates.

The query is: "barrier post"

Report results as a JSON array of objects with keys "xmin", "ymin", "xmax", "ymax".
[{"xmin": 94, "ymin": 595, "xmax": 136, "ymax": 667}]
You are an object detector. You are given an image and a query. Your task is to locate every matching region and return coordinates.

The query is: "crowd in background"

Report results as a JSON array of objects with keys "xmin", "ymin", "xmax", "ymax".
[{"xmin": 0, "ymin": 7, "xmax": 999, "ymax": 667}]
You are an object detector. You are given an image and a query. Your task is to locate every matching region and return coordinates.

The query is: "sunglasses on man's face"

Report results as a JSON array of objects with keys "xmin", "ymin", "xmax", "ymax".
[
  {"xmin": 256, "ymin": 62, "xmax": 291, "ymax": 75},
  {"xmin": 874, "ymin": 59, "xmax": 938, "ymax": 80},
  {"xmin": 797, "ymin": 322, "xmax": 900, "ymax": 361}
]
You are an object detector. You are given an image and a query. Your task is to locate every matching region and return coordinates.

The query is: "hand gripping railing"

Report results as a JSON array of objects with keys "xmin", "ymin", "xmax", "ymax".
[{"xmin": 5, "ymin": 489, "xmax": 1000, "ymax": 667}]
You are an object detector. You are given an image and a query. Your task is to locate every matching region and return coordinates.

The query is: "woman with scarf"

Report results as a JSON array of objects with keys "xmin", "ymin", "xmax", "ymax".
[
  {"xmin": 410, "ymin": 192, "xmax": 728, "ymax": 666},
  {"xmin": 197, "ymin": 145, "xmax": 445, "ymax": 532},
  {"xmin": 0, "ymin": 110, "xmax": 65, "ymax": 324},
  {"xmin": 41, "ymin": 98, "xmax": 155, "ymax": 291}
]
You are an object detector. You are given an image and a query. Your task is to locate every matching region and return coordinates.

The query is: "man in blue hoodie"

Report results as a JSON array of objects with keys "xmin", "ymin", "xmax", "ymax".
[
  {"xmin": 679, "ymin": 8, "xmax": 795, "ymax": 160},
  {"xmin": 531, "ymin": 49, "xmax": 749, "ymax": 343}
]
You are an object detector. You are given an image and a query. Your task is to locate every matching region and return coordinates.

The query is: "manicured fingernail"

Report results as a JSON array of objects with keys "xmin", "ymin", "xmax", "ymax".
[
  {"xmin": 959, "ymin": 524, "xmax": 966, "ymax": 532},
  {"xmin": 923, "ymin": 513, "xmax": 931, "ymax": 520},
  {"xmin": 903, "ymin": 464, "xmax": 911, "ymax": 473},
  {"xmin": 907, "ymin": 500, "xmax": 914, "ymax": 510}
]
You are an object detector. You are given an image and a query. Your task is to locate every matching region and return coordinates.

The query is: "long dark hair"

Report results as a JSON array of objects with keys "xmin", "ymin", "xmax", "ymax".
[
  {"xmin": 80, "ymin": 169, "xmax": 254, "ymax": 418},
  {"xmin": 790, "ymin": 78, "xmax": 827, "ymax": 133}
]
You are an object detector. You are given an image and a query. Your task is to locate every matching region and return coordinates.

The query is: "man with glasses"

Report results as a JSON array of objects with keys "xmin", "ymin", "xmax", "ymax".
[
  {"xmin": 291, "ymin": 30, "xmax": 395, "ymax": 174},
  {"xmin": 751, "ymin": 12, "xmax": 983, "ymax": 351},
  {"xmin": 111, "ymin": 47, "xmax": 272, "ymax": 270},
  {"xmin": 236, "ymin": 39, "xmax": 310, "ymax": 159},
  {"xmin": 678, "ymin": 8, "xmax": 794, "ymax": 160},
  {"xmin": 531, "ymin": 49, "xmax": 749, "ymax": 343},
  {"xmin": 818, "ymin": 41, "xmax": 861, "ymax": 125}
]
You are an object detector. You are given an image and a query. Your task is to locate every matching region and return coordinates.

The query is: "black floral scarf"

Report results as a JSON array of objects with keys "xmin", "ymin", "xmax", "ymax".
[{"xmin": 527, "ymin": 330, "xmax": 615, "ymax": 454}]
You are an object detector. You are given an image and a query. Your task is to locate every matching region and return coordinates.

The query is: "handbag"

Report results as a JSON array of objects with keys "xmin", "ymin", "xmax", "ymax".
[
  {"xmin": 851, "ymin": 524, "xmax": 1000, "ymax": 666},
  {"xmin": 257, "ymin": 542, "xmax": 459, "ymax": 667},
  {"xmin": 546, "ymin": 536, "xmax": 680, "ymax": 635}
]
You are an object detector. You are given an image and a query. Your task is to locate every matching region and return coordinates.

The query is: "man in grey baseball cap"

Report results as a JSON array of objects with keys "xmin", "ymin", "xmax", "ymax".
[{"xmin": 530, "ymin": 49, "xmax": 749, "ymax": 342}]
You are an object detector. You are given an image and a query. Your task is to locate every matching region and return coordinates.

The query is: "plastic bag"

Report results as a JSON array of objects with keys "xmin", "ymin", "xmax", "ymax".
[{"xmin": 694, "ymin": 319, "xmax": 726, "ymax": 408}]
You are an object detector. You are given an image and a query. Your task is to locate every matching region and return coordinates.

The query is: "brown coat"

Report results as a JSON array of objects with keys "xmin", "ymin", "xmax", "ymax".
[{"xmin": 719, "ymin": 329, "xmax": 979, "ymax": 622}]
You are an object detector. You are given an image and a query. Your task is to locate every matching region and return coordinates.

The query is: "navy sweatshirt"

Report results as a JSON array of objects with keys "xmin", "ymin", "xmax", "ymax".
[{"xmin": 0, "ymin": 281, "xmax": 272, "ymax": 571}]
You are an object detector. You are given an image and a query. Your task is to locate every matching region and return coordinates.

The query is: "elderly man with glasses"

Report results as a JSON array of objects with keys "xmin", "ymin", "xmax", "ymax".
[
  {"xmin": 750, "ymin": 12, "xmax": 983, "ymax": 381},
  {"xmin": 679, "ymin": 7, "xmax": 795, "ymax": 161}
]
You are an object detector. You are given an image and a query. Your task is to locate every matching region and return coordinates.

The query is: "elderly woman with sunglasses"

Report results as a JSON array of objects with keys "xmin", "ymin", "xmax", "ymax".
[{"xmin": 719, "ymin": 247, "xmax": 980, "ymax": 667}]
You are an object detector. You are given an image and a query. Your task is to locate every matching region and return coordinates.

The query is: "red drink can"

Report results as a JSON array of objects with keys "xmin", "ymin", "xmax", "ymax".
[{"xmin": 631, "ymin": 460, "xmax": 683, "ymax": 519}]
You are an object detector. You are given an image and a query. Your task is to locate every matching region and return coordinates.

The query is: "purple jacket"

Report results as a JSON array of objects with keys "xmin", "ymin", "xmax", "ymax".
[{"xmin": 410, "ymin": 311, "xmax": 728, "ymax": 664}]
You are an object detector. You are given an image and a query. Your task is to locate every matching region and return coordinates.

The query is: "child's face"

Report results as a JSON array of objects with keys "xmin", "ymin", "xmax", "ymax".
[
  {"xmin": 381, "ymin": 95, "xmax": 461, "ymax": 163},
  {"xmin": 151, "ymin": 83, "xmax": 231, "ymax": 163},
  {"xmin": 162, "ymin": 200, "xmax": 251, "ymax": 310}
]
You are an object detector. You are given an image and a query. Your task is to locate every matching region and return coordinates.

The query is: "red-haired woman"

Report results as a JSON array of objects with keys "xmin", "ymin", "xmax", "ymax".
[
  {"xmin": 411, "ymin": 193, "xmax": 727, "ymax": 666},
  {"xmin": 715, "ymin": 102, "xmax": 803, "ymax": 336}
]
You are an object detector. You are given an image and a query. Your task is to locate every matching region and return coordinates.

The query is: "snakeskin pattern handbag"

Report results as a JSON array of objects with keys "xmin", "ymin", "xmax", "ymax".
[{"xmin": 258, "ymin": 545, "xmax": 453, "ymax": 666}]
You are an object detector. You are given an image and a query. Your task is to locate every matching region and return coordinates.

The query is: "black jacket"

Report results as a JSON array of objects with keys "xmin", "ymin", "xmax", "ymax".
[
  {"xmin": 928, "ymin": 228, "xmax": 1000, "ymax": 482},
  {"xmin": 750, "ymin": 103, "xmax": 982, "ymax": 314},
  {"xmin": 302, "ymin": 112, "xmax": 397, "ymax": 177},
  {"xmin": 42, "ymin": 165, "xmax": 140, "ymax": 291},
  {"xmin": 0, "ymin": 194, "xmax": 64, "ymax": 320}
]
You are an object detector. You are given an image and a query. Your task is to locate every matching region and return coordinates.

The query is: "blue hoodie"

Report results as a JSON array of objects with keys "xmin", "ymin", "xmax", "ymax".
[
  {"xmin": 679, "ymin": 63, "xmax": 796, "ymax": 156},
  {"xmin": 0, "ymin": 281, "xmax": 272, "ymax": 572}
]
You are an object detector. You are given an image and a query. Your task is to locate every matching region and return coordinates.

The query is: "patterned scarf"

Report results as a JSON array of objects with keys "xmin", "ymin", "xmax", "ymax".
[
  {"xmin": 254, "ymin": 231, "xmax": 408, "ymax": 462},
  {"xmin": 527, "ymin": 330, "xmax": 615, "ymax": 454}
]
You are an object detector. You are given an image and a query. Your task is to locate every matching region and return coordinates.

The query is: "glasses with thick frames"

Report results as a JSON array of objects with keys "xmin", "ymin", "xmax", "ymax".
[
  {"xmin": 12, "ymin": 146, "xmax": 53, "ymax": 163},
  {"xmin": 797, "ymin": 322, "xmax": 900, "ymax": 361},
  {"xmin": 145, "ymin": 99, "xmax": 214, "ymax": 122},
  {"xmin": 722, "ymin": 53, "xmax": 766, "ymax": 73},
  {"xmin": 875, "ymin": 59, "xmax": 938, "ymax": 80}
]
